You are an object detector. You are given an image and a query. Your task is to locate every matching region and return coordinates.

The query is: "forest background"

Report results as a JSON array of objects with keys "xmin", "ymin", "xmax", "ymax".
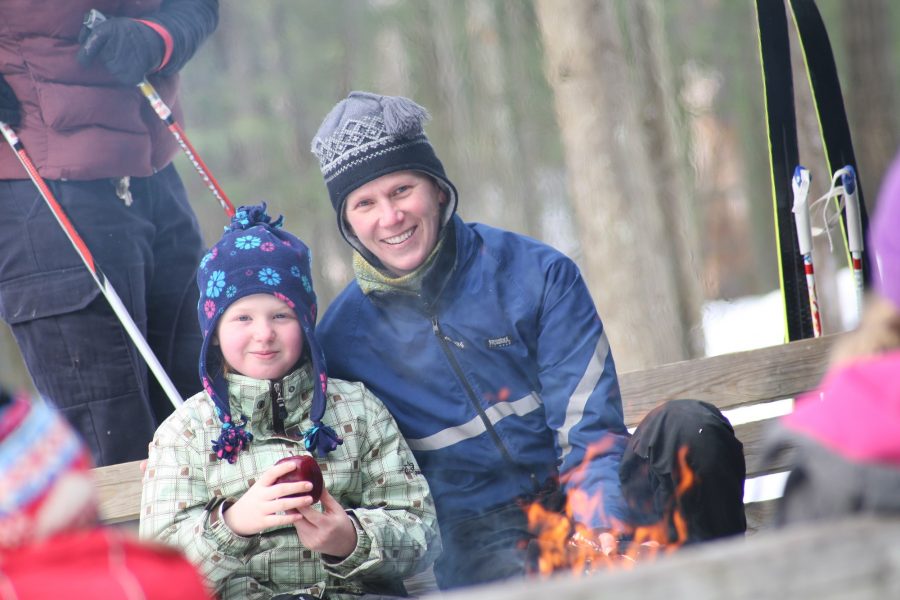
[{"xmin": 2, "ymin": 0, "xmax": 898, "ymax": 392}]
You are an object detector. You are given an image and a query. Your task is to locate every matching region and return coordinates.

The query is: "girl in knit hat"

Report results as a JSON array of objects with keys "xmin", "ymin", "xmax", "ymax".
[
  {"xmin": 139, "ymin": 204, "xmax": 440, "ymax": 600},
  {"xmin": 765, "ymin": 150, "xmax": 900, "ymax": 524}
]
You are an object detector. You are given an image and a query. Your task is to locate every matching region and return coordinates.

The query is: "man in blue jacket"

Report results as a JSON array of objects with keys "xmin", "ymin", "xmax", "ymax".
[{"xmin": 311, "ymin": 91, "xmax": 746, "ymax": 589}]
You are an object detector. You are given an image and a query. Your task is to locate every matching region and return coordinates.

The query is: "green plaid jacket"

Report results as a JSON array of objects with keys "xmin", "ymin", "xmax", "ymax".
[{"xmin": 139, "ymin": 364, "xmax": 440, "ymax": 599}]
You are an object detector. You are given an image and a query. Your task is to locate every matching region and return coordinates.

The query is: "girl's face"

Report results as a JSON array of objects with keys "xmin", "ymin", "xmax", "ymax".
[{"xmin": 216, "ymin": 293, "xmax": 304, "ymax": 381}]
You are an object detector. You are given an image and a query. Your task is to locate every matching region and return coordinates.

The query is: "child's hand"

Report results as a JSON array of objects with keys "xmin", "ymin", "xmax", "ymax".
[
  {"xmin": 293, "ymin": 488, "xmax": 358, "ymax": 559},
  {"xmin": 223, "ymin": 459, "xmax": 316, "ymax": 537}
]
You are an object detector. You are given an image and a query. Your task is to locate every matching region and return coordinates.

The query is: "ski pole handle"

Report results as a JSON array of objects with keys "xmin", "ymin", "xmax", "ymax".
[
  {"xmin": 833, "ymin": 165, "xmax": 865, "ymax": 320},
  {"xmin": 791, "ymin": 166, "xmax": 813, "ymax": 256},
  {"xmin": 840, "ymin": 166, "xmax": 864, "ymax": 254}
]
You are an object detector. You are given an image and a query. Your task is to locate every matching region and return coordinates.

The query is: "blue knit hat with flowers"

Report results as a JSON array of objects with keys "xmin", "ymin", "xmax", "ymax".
[{"xmin": 197, "ymin": 203, "xmax": 342, "ymax": 463}]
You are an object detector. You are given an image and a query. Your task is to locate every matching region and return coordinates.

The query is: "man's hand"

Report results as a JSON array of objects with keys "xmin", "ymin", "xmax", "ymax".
[
  {"xmin": 0, "ymin": 73, "xmax": 21, "ymax": 126},
  {"xmin": 76, "ymin": 18, "xmax": 165, "ymax": 86},
  {"xmin": 570, "ymin": 528, "xmax": 618, "ymax": 556}
]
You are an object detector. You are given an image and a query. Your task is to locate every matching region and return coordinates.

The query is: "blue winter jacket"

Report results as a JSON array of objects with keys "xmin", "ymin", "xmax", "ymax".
[{"xmin": 319, "ymin": 215, "xmax": 630, "ymax": 530}]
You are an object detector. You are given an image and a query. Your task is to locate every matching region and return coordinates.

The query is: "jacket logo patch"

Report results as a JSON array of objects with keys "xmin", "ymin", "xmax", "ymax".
[{"xmin": 487, "ymin": 335, "xmax": 512, "ymax": 349}]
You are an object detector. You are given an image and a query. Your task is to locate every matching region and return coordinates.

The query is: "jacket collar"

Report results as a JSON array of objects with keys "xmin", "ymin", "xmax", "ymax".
[{"xmin": 224, "ymin": 362, "xmax": 315, "ymax": 442}]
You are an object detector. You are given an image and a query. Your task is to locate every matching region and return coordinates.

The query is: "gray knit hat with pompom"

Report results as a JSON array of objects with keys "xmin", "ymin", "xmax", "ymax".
[{"xmin": 311, "ymin": 91, "xmax": 458, "ymax": 249}]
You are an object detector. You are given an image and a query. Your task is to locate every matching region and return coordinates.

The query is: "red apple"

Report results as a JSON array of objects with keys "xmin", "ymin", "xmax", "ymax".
[{"xmin": 274, "ymin": 455, "xmax": 324, "ymax": 503}]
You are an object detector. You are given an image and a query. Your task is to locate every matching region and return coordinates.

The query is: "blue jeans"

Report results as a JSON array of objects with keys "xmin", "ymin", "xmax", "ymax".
[
  {"xmin": 433, "ymin": 501, "xmax": 533, "ymax": 590},
  {"xmin": 0, "ymin": 164, "xmax": 204, "ymax": 465}
]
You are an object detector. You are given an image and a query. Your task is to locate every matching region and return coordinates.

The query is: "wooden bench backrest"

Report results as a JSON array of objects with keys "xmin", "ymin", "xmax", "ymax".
[{"xmin": 93, "ymin": 335, "xmax": 835, "ymax": 527}]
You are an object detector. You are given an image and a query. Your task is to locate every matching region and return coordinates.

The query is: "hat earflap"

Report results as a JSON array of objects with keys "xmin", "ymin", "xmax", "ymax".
[
  {"xmin": 297, "ymin": 312, "xmax": 342, "ymax": 457},
  {"xmin": 202, "ymin": 350, "xmax": 253, "ymax": 464}
]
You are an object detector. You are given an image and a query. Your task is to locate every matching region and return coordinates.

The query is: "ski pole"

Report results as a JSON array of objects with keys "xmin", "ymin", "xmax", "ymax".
[
  {"xmin": 83, "ymin": 9, "xmax": 235, "ymax": 219},
  {"xmin": 838, "ymin": 165, "xmax": 865, "ymax": 320},
  {"xmin": 0, "ymin": 121, "xmax": 184, "ymax": 410},
  {"xmin": 791, "ymin": 166, "xmax": 821, "ymax": 337}
]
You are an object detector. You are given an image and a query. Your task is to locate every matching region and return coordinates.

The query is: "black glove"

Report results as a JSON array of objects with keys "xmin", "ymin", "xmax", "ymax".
[
  {"xmin": 0, "ymin": 73, "xmax": 21, "ymax": 127},
  {"xmin": 76, "ymin": 17, "xmax": 166, "ymax": 86},
  {"xmin": 76, "ymin": 0, "xmax": 219, "ymax": 86}
]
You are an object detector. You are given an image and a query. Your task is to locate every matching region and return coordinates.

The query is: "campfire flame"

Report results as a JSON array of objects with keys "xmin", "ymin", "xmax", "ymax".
[{"xmin": 525, "ymin": 441, "xmax": 696, "ymax": 577}]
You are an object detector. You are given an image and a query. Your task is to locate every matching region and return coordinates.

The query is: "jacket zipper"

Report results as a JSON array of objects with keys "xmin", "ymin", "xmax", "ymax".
[
  {"xmin": 430, "ymin": 315, "xmax": 523, "ymax": 472},
  {"xmin": 271, "ymin": 380, "xmax": 288, "ymax": 436}
]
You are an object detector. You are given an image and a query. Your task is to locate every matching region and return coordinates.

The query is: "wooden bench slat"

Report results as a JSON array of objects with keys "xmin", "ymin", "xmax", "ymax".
[
  {"xmin": 744, "ymin": 499, "xmax": 779, "ymax": 534},
  {"xmin": 737, "ymin": 417, "xmax": 793, "ymax": 478},
  {"xmin": 93, "ymin": 459, "xmax": 143, "ymax": 524},
  {"xmin": 619, "ymin": 335, "xmax": 835, "ymax": 424}
]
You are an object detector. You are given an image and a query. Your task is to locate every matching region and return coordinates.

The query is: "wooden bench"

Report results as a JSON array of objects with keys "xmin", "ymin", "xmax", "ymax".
[{"xmin": 94, "ymin": 335, "xmax": 836, "ymax": 529}]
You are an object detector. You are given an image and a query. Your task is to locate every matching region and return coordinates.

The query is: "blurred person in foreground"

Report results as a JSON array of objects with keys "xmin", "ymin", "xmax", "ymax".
[
  {"xmin": 310, "ymin": 91, "xmax": 748, "ymax": 590},
  {"xmin": 0, "ymin": 386, "xmax": 211, "ymax": 599},
  {"xmin": 0, "ymin": 0, "xmax": 217, "ymax": 466},
  {"xmin": 766, "ymin": 151, "xmax": 900, "ymax": 524}
]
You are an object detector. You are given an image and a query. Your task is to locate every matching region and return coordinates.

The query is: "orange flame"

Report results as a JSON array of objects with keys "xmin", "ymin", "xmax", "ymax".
[{"xmin": 525, "ymin": 440, "xmax": 697, "ymax": 577}]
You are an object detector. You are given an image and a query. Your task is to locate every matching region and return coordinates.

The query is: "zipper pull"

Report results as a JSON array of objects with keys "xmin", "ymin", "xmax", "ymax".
[
  {"xmin": 431, "ymin": 315, "xmax": 441, "ymax": 336},
  {"xmin": 431, "ymin": 316, "xmax": 465, "ymax": 349},
  {"xmin": 270, "ymin": 381, "xmax": 288, "ymax": 436},
  {"xmin": 273, "ymin": 382, "xmax": 288, "ymax": 421}
]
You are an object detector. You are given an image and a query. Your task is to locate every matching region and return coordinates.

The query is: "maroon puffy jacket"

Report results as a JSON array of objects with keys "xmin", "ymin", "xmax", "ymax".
[{"xmin": 0, "ymin": 0, "xmax": 181, "ymax": 180}]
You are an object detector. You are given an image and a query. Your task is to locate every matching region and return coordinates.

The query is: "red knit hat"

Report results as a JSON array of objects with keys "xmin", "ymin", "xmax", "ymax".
[{"xmin": 0, "ymin": 393, "xmax": 97, "ymax": 549}]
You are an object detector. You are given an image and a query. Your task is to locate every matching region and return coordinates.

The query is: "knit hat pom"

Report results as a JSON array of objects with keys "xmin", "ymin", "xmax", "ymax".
[
  {"xmin": 303, "ymin": 423, "xmax": 343, "ymax": 458},
  {"xmin": 379, "ymin": 94, "xmax": 430, "ymax": 137},
  {"xmin": 226, "ymin": 202, "xmax": 284, "ymax": 234}
]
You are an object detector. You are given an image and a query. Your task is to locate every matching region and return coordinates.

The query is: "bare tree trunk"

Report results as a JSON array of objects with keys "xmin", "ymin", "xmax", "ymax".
[
  {"xmin": 424, "ymin": 0, "xmax": 483, "ymax": 223},
  {"xmin": 373, "ymin": 0, "xmax": 412, "ymax": 97},
  {"xmin": 535, "ymin": 0, "xmax": 691, "ymax": 371},
  {"xmin": 374, "ymin": 26, "xmax": 412, "ymax": 96},
  {"xmin": 840, "ymin": 0, "xmax": 897, "ymax": 213},
  {"xmin": 465, "ymin": 0, "xmax": 528, "ymax": 233},
  {"xmin": 625, "ymin": 0, "xmax": 704, "ymax": 357},
  {"xmin": 501, "ymin": 0, "xmax": 553, "ymax": 240}
]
